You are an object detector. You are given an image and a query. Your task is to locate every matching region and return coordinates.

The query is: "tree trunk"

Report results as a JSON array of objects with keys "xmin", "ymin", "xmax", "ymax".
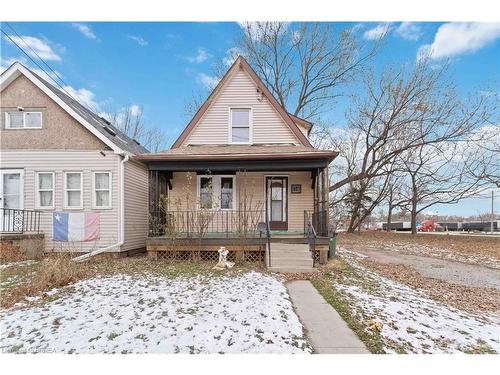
[
  {"xmin": 410, "ymin": 199, "xmax": 418, "ymax": 235},
  {"xmin": 386, "ymin": 203, "xmax": 393, "ymax": 232}
]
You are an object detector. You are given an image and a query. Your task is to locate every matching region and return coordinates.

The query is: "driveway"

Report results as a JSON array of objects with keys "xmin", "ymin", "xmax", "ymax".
[{"xmin": 346, "ymin": 247, "xmax": 500, "ymax": 290}]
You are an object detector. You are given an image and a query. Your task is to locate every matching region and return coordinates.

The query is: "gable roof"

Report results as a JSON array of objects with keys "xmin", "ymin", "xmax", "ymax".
[
  {"xmin": 0, "ymin": 62, "xmax": 149, "ymax": 155},
  {"xmin": 171, "ymin": 56, "xmax": 313, "ymax": 148}
]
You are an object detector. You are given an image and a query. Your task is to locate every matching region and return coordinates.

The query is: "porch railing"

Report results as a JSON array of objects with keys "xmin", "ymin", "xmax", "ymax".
[
  {"xmin": 149, "ymin": 209, "xmax": 265, "ymax": 238},
  {"xmin": 1, "ymin": 208, "xmax": 42, "ymax": 234}
]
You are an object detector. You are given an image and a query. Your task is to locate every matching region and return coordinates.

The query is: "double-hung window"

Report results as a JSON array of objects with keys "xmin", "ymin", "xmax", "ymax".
[
  {"xmin": 230, "ymin": 108, "xmax": 251, "ymax": 144},
  {"xmin": 93, "ymin": 172, "xmax": 112, "ymax": 209},
  {"xmin": 64, "ymin": 172, "xmax": 83, "ymax": 209},
  {"xmin": 36, "ymin": 172, "xmax": 54, "ymax": 209},
  {"xmin": 5, "ymin": 111, "xmax": 42, "ymax": 129},
  {"xmin": 198, "ymin": 175, "xmax": 235, "ymax": 210}
]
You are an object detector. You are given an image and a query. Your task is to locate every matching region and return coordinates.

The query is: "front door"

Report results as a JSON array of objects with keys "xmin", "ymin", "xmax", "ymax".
[
  {"xmin": 0, "ymin": 169, "xmax": 24, "ymax": 232},
  {"xmin": 266, "ymin": 176, "xmax": 288, "ymax": 231}
]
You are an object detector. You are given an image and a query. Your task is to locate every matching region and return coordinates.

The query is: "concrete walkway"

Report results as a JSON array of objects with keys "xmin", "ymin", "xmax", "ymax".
[{"xmin": 287, "ymin": 280, "xmax": 369, "ymax": 354}]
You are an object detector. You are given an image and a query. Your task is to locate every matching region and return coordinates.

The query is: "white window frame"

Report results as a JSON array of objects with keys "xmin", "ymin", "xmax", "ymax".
[
  {"xmin": 64, "ymin": 171, "xmax": 83, "ymax": 210},
  {"xmin": 92, "ymin": 171, "xmax": 112, "ymax": 209},
  {"xmin": 196, "ymin": 175, "xmax": 237, "ymax": 211},
  {"xmin": 5, "ymin": 111, "xmax": 43, "ymax": 129},
  {"xmin": 36, "ymin": 171, "xmax": 55, "ymax": 209},
  {"xmin": 228, "ymin": 107, "xmax": 252, "ymax": 145}
]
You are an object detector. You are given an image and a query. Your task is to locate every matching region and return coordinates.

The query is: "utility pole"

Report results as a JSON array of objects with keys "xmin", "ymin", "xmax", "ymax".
[{"xmin": 492, "ymin": 191, "xmax": 495, "ymax": 234}]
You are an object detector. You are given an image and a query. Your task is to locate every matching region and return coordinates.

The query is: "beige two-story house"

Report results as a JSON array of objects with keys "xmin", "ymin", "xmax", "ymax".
[
  {"xmin": 136, "ymin": 57, "xmax": 337, "ymax": 271},
  {"xmin": 0, "ymin": 62, "xmax": 149, "ymax": 255}
]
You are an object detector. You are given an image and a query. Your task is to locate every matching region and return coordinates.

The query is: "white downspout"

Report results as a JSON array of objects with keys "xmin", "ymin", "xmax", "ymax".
[{"xmin": 73, "ymin": 153, "xmax": 129, "ymax": 262}]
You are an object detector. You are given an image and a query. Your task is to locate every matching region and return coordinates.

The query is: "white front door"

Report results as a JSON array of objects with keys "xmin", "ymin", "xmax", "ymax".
[{"xmin": 0, "ymin": 169, "xmax": 24, "ymax": 232}]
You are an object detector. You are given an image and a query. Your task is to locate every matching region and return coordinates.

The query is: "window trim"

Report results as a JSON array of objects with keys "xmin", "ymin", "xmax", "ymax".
[
  {"xmin": 92, "ymin": 171, "xmax": 112, "ymax": 209},
  {"xmin": 5, "ymin": 111, "xmax": 43, "ymax": 129},
  {"xmin": 63, "ymin": 171, "xmax": 83, "ymax": 210},
  {"xmin": 196, "ymin": 175, "xmax": 237, "ymax": 211},
  {"xmin": 228, "ymin": 107, "xmax": 252, "ymax": 145},
  {"xmin": 35, "ymin": 171, "xmax": 55, "ymax": 209}
]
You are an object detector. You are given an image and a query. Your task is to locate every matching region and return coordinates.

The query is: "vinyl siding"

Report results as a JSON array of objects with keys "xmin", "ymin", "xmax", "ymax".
[
  {"xmin": 0, "ymin": 150, "xmax": 121, "ymax": 252},
  {"xmin": 167, "ymin": 171, "xmax": 313, "ymax": 232},
  {"xmin": 183, "ymin": 69, "xmax": 300, "ymax": 146},
  {"xmin": 122, "ymin": 160, "xmax": 148, "ymax": 251}
]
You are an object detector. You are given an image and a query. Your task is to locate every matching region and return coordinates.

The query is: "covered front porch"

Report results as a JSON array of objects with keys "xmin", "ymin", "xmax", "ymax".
[{"xmin": 134, "ymin": 147, "xmax": 335, "ymax": 265}]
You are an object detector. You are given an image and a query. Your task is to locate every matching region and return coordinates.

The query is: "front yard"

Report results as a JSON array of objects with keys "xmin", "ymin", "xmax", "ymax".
[
  {"xmin": 0, "ymin": 258, "xmax": 311, "ymax": 354},
  {"xmin": 313, "ymin": 248, "xmax": 500, "ymax": 354}
]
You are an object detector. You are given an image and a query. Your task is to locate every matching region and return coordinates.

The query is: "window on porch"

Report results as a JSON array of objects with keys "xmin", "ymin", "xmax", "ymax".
[{"xmin": 197, "ymin": 175, "xmax": 235, "ymax": 210}]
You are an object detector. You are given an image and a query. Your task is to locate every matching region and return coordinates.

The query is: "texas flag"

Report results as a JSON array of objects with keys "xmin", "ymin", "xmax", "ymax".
[{"xmin": 53, "ymin": 212, "xmax": 100, "ymax": 242}]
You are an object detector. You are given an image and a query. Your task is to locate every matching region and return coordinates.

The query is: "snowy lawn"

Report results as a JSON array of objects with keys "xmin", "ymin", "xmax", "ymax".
[
  {"xmin": 314, "ymin": 250, "xmax": 500, "ymax": 354},
  {"xmin": 0, "ymin": 271, "xmax": 311, "ymax": 354}
]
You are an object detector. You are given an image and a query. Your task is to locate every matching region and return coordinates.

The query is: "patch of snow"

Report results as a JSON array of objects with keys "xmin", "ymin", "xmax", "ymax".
[
  {"xmin": 0, "ymin": 271, "xmax": 311, "ymax": 354},
  {"xmin": 335, "ymin": 252, "xmax": 500, "ymax": 353},
  {"xmin": 0, "ymin": 260, "xmax": 37, "ymax": 270}
]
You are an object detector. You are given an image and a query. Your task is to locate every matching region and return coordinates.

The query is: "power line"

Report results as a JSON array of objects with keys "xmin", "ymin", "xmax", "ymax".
[
  {"xmin": 3, "ymin": 22, "xmax": 76, "ymax": 98},
  {"xmin": 1, "ymin": 24, "xmax": 102, "ymax": 115},
  {"xmin": 1, "ymin": 27, "xmax": 79, "ymax": 102}
]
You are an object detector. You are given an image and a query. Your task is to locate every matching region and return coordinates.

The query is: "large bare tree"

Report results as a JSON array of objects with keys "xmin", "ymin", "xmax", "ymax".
[
  {"xmin": 315, "ymin": 58, "xmax": 495, "ymax": 232},
  {"xmin": 237, "ymin": 22, "xmax": 382, "ymax": 120}
]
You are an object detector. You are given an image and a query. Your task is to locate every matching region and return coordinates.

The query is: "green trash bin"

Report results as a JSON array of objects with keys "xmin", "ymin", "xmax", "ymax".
[{"xmin": 328, "ymin": 232, "xmax": 337, "ymax": 258}]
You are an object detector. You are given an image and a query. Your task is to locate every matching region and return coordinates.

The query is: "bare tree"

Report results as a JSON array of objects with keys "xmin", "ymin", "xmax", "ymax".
[
  {"xmin": 238, "ymin": 22, "xmax": 382, "ymax": 120},
  {"xmin": 398, "ymin": 141, "xmax": 490, "ymax": 234},
  {"xmin": 316, "ymin": 58, "xmax": 495, "ymax": 232},
  {"xmin": 108, "ymin": 105, "xmax": 168, "ymax": 152}
]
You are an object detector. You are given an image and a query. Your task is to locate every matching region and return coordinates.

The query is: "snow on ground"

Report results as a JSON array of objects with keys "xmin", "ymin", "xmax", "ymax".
[
  {"xmin": 0, "ymin": 271, "xmax": 311, "ymax": 354},
  {"xmin": 335, "ymin": 250, "xmax": 500, "ymax": 354},
  {"xmin": 0, "ymin": 260, "xmax": 37, "ymax": 270}
]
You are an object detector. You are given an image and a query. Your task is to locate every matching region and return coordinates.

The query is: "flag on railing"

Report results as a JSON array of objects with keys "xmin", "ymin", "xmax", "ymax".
[{"xmin": 52, "ymin": 212, "xmax": 100, "ymax": 242}]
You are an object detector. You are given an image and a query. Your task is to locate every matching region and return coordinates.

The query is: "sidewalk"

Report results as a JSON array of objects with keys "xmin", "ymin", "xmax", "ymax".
[{"xmin": 287, "ymin": 280, "xmax": 369, "ymax": 354}]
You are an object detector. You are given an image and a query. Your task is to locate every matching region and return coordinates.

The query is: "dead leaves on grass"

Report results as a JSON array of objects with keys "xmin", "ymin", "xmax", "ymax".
[{"xmin": 361, "ymin": 260, "xmax": 500, "ymax": 315}]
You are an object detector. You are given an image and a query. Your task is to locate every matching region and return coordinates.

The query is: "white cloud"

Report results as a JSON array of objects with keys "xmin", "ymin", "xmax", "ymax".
[
  {"xmin": 4, "ymin": 35, "xmax": 62, "ymax": 61},
  {"xmin": 129, "ymin": 104, "xmax": 142, "ymax": 117},
  {"xmin": 128, "ymin": 35, "xmax": 148, "ymax": 46},
  {"xmin": 72, "ymin": 23, "xmax": 97, "ymax": 40},
  {"xmin": 0, "ymin": 56, "xmax": 61, "ymax": 83},
  {"xmin": 197, "ymin": 73, "xmax": 220, "ymax": 90},
  {"xmin": 62, "ymin": 85, "xmax": 100, "ymax": 110},
  {"xmin": 363, "ymin": 23, "xmax": 391, "ymax": 40},
  {"xmin": 418, "ymin": 22, "xmax": 500, "ymax": 60},
  {"xmin": 223, "ymin": 47, "xmax": 244, "ymax": 66},
  {"xmin": 187, "ymin": 48, "xmax": 212, "ymax": 64},
  {"xmin": 395, "ymin": 22, "xmax": 423, "ymax": 41}
]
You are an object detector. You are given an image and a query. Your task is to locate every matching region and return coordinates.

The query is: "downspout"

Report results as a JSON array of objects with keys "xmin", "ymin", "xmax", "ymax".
[{"xmin": 73, "ymin": 153, "xmax": 129, "ymax": 262}]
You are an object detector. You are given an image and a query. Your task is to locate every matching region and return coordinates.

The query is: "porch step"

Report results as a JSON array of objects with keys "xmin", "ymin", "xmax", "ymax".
[{"xmin": 267, "ymin": 243, "xmax": 315, "ymax": 273}]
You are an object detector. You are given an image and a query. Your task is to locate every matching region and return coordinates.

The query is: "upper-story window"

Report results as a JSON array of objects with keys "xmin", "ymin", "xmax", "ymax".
[
  {"xmin": 5, "ymin": 111, "xmax": 42, "ymax": 129},
  {"xmin": 230, "ymin": 108, "xmax": 251, "ymax": 144}
]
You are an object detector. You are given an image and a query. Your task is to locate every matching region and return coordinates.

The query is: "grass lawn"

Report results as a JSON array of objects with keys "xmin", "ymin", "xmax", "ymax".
[
  {"xmin": 0, "ymin": 257, "xmax": 311, "ymax": 354},
  {"xmin": 312, "ymin": 251, "xmax": 500, "ymax": 354}
]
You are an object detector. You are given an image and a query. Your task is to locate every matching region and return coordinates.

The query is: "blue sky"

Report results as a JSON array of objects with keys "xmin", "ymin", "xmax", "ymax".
[{"xmin": 1, "ymin": 22, "xmax": 499, "ymax": 216}]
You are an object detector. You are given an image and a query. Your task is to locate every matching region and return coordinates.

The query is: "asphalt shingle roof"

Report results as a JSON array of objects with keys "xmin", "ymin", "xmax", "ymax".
[{"xmin": 25, "ymin": 65, "xmax": 149, "ymax": 155}]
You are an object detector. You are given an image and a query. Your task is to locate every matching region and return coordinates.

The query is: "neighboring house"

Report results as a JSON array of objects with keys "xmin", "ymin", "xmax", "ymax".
[
  {"xmin": 0, "ymin": 62, "xmax": 149, "ymax": 255},
  {"xmin": 136, "ymin": 57, "xmax": 338, "ymax": 270}
]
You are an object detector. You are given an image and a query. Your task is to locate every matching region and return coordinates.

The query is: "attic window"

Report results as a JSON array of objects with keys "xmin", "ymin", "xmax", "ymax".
[{"xmin": 230, "ymin": 108, "xmax": 251, "ymax": 144}]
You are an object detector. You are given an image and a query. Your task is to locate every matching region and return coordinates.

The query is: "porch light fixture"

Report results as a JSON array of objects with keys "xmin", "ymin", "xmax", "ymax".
[{"xmin": 17, "ymin": 106, "xmax": 24, "ymax": 111}]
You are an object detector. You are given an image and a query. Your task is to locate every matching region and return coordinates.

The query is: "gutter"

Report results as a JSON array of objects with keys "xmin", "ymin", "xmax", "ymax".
[{"xmin": 73, "ymin": 153, "xmax": 129, "ymax": 262}]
